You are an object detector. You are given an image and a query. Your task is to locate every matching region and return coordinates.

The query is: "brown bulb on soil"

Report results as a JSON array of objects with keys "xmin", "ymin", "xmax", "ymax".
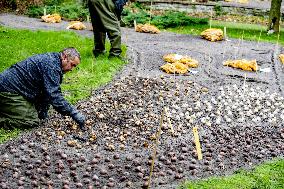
[
  {"xmin": 83, "ymin": 172, "xmax": 91, "ymax": 177},
  {"xmin": 63, "ymin": 180, "xmax": 70, "ymax": 185},
  {"xmin": 90, "ymin": 158, "xmax": 98, "ymax": 165},
  {"xmin": 113, "ymin": 154, "xmax": 120, "ymax": 159},
  {"xmin": 76, "ymin": 183, "xmax": 83, "ymax": 188},
  {"xmin": 107, "ymin": 182, "xmax": 114, "ymax": 187},
  {"xmin": 18, "ymin": 180, "xmax": 24, "ymax": 186},
  {"xmin": 191, "ymin": 169, "xmax": 198, "ymax": 175},
  {"xmin": 86, "ymin": 166, "xmax": 92, "ymax": 172},
  {"xmin": 166, "ymin": 169, "xmax": 173, "ymax": 175},
  {"xmin": 70, "ymin": 171, "xmax": 76, "ymax": 177},
  {"xmin": 174, "ymin": 173, "xmax": 183, "ymax": 179},
  {"xmin": 142, "ymin": 181, "xmax": 149, "ymax": 188},
  {"xmin": 83, "ymin": 178, "xmax": 91, "ymax": 184},
  {"xmin": 165, "ymin": 159, "xmax": 171, "ymax": 165},
  {"xmin": 105, "ymin": 157, "xmax": 111, "ymax": 162},
  {"xmin": 40, "ymin": 177, "xmax": 46, "ymax": 182},
  {"xmin": 47, "ymin": 180, "xmax": 53, "ymax": 186},
  {"xmin": 120, "ymin": 176, "xmax": 127, "ymax": 181},
  {"xmin": 108, "ymin": 164, "xmax": 115, "ymax": 169},
  {"xmin": 92, "ymin": 174, "xmax": 99, "ymax": 181},
  {"xmin": 126, "ymin": 156, "xmax": 133, "ymax": 161},
  {"xmin": 70, "ymin": 164, "xmax": 77, "ymax": 170},
  {"xmin": 31, "ymin": 174, "xmax": 38, "ymax": 180},
  {"xmin": 100, "ymin": 168, "xmax": 107, "ymax": 175},
  {"xmin": 27, "ymin": 164, "xmax": 34, "ymax": 169},
  {"xmin": 137, "ymin": 172, "xmax": 143, "ymax": 178},
  {"xmin": 13, "ymin": 172, "xmax": 19, "ymax": 178},
  {"xmin": 63, "ymin": 184, "xmax": 70, "ymax": 189},
  {"xmin": 159, "ymin": 171, "xmax": 166, "ymax": 177},
  {"xmin": 25, "ymin": 170, "xmax": 32, "ymax": 176},
  {"xmin": 171, "ymin": 156, "xmax": 177, "ymax": 162}
]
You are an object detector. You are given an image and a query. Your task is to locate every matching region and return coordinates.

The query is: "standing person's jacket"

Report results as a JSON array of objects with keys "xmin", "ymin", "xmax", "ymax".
[
  {"xmin": 0, "ymin": 53, "xmax": 77, "ymax": 119},
  {"xmin": 113, "ymin": 0, "xmax": 128, "ymax": 16}
]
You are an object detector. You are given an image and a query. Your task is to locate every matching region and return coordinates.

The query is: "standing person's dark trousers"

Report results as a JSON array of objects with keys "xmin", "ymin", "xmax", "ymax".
[{"xmin": 88, "ymin": 0, "xmax": 122, "ymax": 58}]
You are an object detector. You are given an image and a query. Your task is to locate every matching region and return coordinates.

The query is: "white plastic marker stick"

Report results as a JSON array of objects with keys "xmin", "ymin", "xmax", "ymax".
[
  {"xmin": 209, "ymin": 10, "xmax": 213, "ymax": 29},
  {"xmin": 243, "ymin": 73, "xmax": 247, "ymax": 88},
  {"xmin": 224, "ymin": 27, "xmax": 227, "ymax": 40},
  {"xmin": 188, "ymin": 70, "xmax": 199, "ymax": 74},
  {"xmin": 193, "ymin": 127, "xmax": 202, "ymax": 160},
  {"xmin": 149, "ymin": 0, "xmax": 153, "ymax": 24},
  {"xmin": 277, "ymin": 17, "xmax": 281, "ymax": 46},
  {"xmin": 259, "ymin": 67, "xmax": 271, "ymax": 73},
  {"xmin": 134, "ymin": 20, "xmax": 137, "ymax": 31},
  {"xmin": 44, "ymin": 7, "xmax": 47, "ymax": 16},
  {"xmin": 257, "ymin": 29, "xmax": 262, "ymax": 46}
]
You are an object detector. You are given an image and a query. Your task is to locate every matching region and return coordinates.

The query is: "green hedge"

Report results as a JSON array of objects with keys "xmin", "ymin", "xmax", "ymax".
[
  {"xmin": 122, "ymin": 10, "xmax": 208, "ymax": 29},
  {"xmin": 27, "ymin": 3, "xmax": 89, "ymax": 21}
]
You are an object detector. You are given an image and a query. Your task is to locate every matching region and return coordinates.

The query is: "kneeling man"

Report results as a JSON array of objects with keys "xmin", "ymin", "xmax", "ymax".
[{"xmin": 0, "ymin": 47, "xmax": 86, "ymax": 130}]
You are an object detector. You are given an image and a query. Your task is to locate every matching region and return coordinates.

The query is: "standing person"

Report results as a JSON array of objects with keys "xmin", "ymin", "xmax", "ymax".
[
  {"xmin": 0, "ymin": 47, "xmax": 86, "ymax": 130},
  {"xmin": 88, "ymin": 0, "xmax": 128, "ymax": 58}
]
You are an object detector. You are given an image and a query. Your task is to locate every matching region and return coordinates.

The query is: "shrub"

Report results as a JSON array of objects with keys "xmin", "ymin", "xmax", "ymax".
[
  {"xmin": 151, "ymin": 12, "xmax": 208, "ymax": 28},
  {"xmin": 57, "ymin": 3, "xmax": 89, "ymax": 20},
  {"xmin": 27, "ymin": 2, "xmax": 89, "ymax": 21},
  {"xmin": 121, "ymin": 9, "xmax": 208, "ymax": 29},
  {"xmin": 44, "ymin": 0, "xmax": 66, "ymax": 6},
  {"xmin": 121, "ymin": 10, "xmax": 151, "ymax": 27},
  {"xmin": 1, "ymin": 0, "xmax": 44, "ymax": 13},
  {"xmin": 214, "ymin": 3, "xmax": 223, "ymax": 16},
  {"xmin": 2, "ymin": 0, "xmax": 78, "ymax": 14}
]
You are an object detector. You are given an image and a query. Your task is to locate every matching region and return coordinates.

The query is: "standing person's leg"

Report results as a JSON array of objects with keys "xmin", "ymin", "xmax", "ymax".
[
  {"xmin": 0, "ymin": 92, "xmax": 39, "ymax": 129},
  {"xmin": 88, "ymin": 0, "xmax": 107, "ymax": 57},
  {"xmin": 93, "ymin": 0, "xmax": 122, "ymax": 57}
]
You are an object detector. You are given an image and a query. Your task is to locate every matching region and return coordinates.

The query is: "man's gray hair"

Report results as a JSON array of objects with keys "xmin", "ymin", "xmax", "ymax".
[{"xmin": 61, "ymin": 47, "xmax": 81, "ymax": 60}]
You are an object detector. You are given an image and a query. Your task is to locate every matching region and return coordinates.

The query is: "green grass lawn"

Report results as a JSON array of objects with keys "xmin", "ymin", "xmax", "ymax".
[
  {"xmin": 180, "ymin": 158, "xmax": 284, "ymax": 189},
  {"xmin": 167, "ymin": 20, "xmax": 284, "ymax": 46},
  {"xmin": 0, "ymin": 26, "xmax": 127, "ymax": 143}
]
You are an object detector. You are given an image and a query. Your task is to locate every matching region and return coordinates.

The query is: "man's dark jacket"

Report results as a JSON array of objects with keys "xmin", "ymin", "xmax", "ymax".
[
  {"xmin": 114, "ymin": 0, "xmax": 128, "ymax": 15},
  {"xmin": 0, "ymin": 53, "xmax": 76, "ymax": 119}
]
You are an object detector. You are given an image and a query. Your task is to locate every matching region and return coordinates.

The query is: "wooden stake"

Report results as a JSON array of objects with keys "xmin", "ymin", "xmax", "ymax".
[
  {"xmin": 148, "ymin": 107, "xmax": 165, "ymax": 189},
  {"xmin": 193, "ymin": 127, "xmax": 202, "ymax": 160}
]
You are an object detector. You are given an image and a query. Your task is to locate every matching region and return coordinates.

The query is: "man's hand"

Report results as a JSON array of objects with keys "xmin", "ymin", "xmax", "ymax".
[{"xmin": 71, "ymin": 111, "xmax": 86, "ymax": 131}]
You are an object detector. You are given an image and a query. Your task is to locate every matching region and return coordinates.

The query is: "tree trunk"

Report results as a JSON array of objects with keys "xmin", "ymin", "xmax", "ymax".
[{"xmin": 267, "ymin": 0, "xmax": 282, "ymax": 33}]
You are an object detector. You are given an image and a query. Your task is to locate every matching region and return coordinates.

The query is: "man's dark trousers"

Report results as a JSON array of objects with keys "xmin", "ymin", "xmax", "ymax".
[
  {"xmin": 0, "ymin": 92, "xmax": 39, "ymax": 129},
  {"xmin": 88, "ymin": 0, "xmax": 122, "ymax": 57}
]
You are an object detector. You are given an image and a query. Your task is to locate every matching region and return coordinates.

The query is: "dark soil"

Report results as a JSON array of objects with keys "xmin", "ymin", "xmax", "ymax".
[{"xmin": 0, "ymin": 13, "xmax": 284, "ymax": 189}]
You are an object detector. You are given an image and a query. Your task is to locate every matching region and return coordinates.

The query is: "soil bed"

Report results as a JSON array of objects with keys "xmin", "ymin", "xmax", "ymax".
[{"xmin": 0, "ymin": 13, "xmax": 284, "ymax": 189}]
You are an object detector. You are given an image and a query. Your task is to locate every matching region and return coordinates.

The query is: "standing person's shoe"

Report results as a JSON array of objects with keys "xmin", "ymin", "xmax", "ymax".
[{"xmin": 93, "ymin": 49, "xmax": 106, "ymax": 57}]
